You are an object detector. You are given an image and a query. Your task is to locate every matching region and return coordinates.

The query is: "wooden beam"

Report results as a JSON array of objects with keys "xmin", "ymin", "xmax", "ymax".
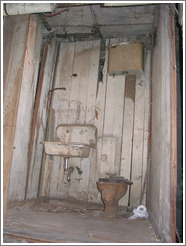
[
  {"xmin": 169, "ymin": 5, "xmax": 177, "ymax": 243},
  {"xmin": 120, "ymin": 75, "xmax": 136, "ymax": 206},
  {"xmin": 25, "ymin": 43, "xmax": 49, "ymax": 199}
]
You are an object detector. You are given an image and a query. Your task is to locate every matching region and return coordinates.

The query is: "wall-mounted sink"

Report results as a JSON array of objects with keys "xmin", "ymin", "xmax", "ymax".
[
  {"xmin": 41, "ymin": 124, "xmax": 97, "ymax": 172},
  {"xmin": 41, "ymin": 141, "xmax": 91, "ymax": 158}
]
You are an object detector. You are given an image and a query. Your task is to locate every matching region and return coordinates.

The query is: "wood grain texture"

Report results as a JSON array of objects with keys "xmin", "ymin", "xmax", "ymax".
[
  {"xmin": 39, "ymin": 38, "xmax": 150, "ymax": 208},
  {"xmin": 120, "ymin": 75, "xmax": 136, "ymax": 206},
  {"xmin": 3, "ymin": 15, "xmax": 30, "ymax": 219},
  {"xmin": 8, "ymin": 15, "xmax": 43, "ymax": 202},
  {"xmin": 140, "ymin": 51, "xmax": 151, "ymax": 205},
  {"xmin": 26, "ymin": 38, "xmax": 58, "ymax": 199},
  {"xmin": 41, "ymin": 40, "xmax": 100, "ymax": 201}
]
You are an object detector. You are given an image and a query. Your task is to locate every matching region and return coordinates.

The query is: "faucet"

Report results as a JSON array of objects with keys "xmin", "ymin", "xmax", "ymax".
[{"xmin": 67, "ymin": 166, "xmax": 74, "ymax": 182}]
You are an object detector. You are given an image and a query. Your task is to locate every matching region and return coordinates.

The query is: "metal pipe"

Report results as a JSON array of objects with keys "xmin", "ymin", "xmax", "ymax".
[
  {"xmin": 64, "ymin": 157, "xmax": 69, "ymax": 172},
  {"xmin": 3, "ymin": 3, "xmax": 56, "ymax": 16}
]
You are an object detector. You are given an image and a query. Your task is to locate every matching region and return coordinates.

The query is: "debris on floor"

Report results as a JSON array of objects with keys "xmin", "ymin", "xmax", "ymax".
[{"xmin": 4, "ymin": 198, "xmax": 160, "ymax": 244}]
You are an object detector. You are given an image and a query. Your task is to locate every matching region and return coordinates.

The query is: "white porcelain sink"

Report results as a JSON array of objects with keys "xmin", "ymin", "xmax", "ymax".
[{"xmin": 41, "ymin": 141, "xmax": 91, "ymax": 158}]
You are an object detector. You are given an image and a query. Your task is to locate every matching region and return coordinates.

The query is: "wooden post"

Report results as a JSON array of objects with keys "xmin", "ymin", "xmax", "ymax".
[
  {"xmin": 169, "ymin": 6, "xmax": 177, "ymax": 243},
  {"xmin": 3, "ymin": 15, "xmax": 30, "ymax": 223}
]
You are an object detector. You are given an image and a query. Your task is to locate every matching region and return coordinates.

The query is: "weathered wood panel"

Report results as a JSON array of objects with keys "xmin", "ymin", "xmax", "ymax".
[
  {"xmin": 3, "ymin": 14, "xmax": 31, "ymax": 221},
  {"xmin": 67, "ymin": 41, "xmax": 93, "ymax": 200},
  {"xmin": 77, "ymin": 40, "xmax": 100, "ymax": 200},
  {"xmin": 120, "ymin": 75, "xmax": 136, "ymax": 206},
  {"xmin": 39, "ymin": 38, "xmax": 151, "ymax": 208},
  {"xmin": 148, "ymin": 5, "xmax": 173, "ymax": 242},
  {"xmin": 40, "ymin": 42, "xmax": 76, "ymax": 197},
  {"xmin": 130, "ymin": 51, "xmax": 151, "ymax": 207},
  {"xmin": 7, "ymin": 15, "xmax": 43, "ymax": 201},
  {"xmin": 140, "ymin": 51, "xmax": 151, "ymax": 205},
  {"xmin": 40, "ymin": 40, "xmax": 100, "ymax": 201},
  {"xmin": 88, "ymin": 40, "xmax": 109, "ymax": 203},
  {"xmin": 100, "ymin": 72, "xmax": 125, "ymax": 177},
  {"xmin": 170, "ymin": 7, "xmax": 177, "ymax": 242},
  {"xmin": 129, "ymin": 76, "xmax": 145, "ymax": 206},
  {"xmin": 26, "ymin": 38, "xmax": 58, "ymax": 199}
]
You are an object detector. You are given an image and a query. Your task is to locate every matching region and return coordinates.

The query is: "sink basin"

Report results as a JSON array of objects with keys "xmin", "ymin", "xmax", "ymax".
[{"xmin": 41, "ymin": 141, "xmax": 91, "ymax": 158}]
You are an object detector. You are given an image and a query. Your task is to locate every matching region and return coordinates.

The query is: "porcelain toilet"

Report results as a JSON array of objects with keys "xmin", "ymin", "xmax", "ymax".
[{"xmin": 97, "ymin": 177, "xmax": 133, "ymax": 219}]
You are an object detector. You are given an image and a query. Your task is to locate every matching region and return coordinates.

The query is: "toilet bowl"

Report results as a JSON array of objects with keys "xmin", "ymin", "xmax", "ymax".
[{"xmin": 97, "ymin": 177, "xmax": 133, "ymax": 219}]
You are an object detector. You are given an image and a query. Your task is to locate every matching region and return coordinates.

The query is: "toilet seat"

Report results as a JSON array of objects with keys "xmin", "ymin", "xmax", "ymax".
[{"xmin": 98, "ymin": 177, "xmax": 133, "ymax": 185}]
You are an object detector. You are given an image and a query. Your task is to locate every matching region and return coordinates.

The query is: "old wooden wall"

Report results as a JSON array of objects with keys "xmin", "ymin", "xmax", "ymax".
[
  {"xmin": 7, "ymin": 15, "xmax": 43, "ymax": 202},
  {"xmin": 26, "ymin": 38, "xmax": 58, "ymax": 199},
  {"xmin": 39, "ymin": 39, "xmax": 151, "ymax": 207},
  {"xmin": 3, "ymin": 14, "xmax": 30, "ymax": 221},
  {"xmin": 147, "ymin": 5, "xmax": 172, "ymax": 242}
]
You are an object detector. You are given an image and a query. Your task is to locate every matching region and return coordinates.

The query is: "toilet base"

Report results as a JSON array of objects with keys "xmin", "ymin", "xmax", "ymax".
[
  {"xmin": 100, "ymin": 202, "xmax": 122, "ymax": 219},
  {"xmin": 97, "ymin": 178, "xmax": 133, "ymax": 219},
  {"xmin": 100, "ymin": 210, "xmax": 120, "ymax": 219}
]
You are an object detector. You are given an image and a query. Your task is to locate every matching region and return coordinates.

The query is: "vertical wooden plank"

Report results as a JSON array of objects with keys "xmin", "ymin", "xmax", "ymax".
[
  {"xmin": 79, "ymin": 40, "xmax": 100, "ymax": 202},
  {"xmin": 55, "ymin": 42, "xmax": 76, "ymax": 126},
  {"xmin": 88, "ymin": 40, "xmax": 109, "ymax": 203},
  {"xmin": 120, "ymin": 75, "xmax": 136, "ymax": 206},
  {"xmin": 65, "ymin": 41, "xmax": 91, "ymax": 200},
  {"xmin": 42, "ymin": 40, "xmax": 101, "ymax": 202},
  {"xmin": 7, "ymin": 15, "xmax": 43, "ymax": 202},
  {"xmin": 26, "ymin": 38, "xmax": 58, "ymax": 199},
  {"xmin": 68, "ymin": 41, "xmax": 93, "ymax": 200},
  {"xmin": 170, "ymin": 7, "xmax": 177, "ymax": 242},
  {"xmin": 99, "ymin": 37, "xmax": 126, "ymax": 179},
  {"xmin": 46, "ymin": 42, "xmax": 76, "ymax": 199},
  {"xmin": 140, "ymin": 51, "xmax": 151, "ymax": 205},
  {"xmin": 130, "ymin": 76, "xmax": 145, "ymax": 207},
  {"xmin": 77, "ymin": 40, "xmax": 92, "ymax": 124},
  {"xmin": 67, "ymin": 41, "xmax": 85, "ymax": 125},
  {"xmin": 3, "ymin": 15, "xmax": 30, "ymax": 221},
  {"xmin": 41, "ymin": 42, "xmax": 76, "ymax": 198},
  {"xmin": 95, "ymin": 39, "xmax": 109, "ymax": 138},
  {"xmin": 100, "ymin": 136, "xmax": 119, "ymax": 176},
  {"xmin": 85, "ymin": 40, "xmax": 100, "ymax": 125},
  {"xmin": 25, "ymin": 42, "xmax": 49, "ymax": 199},
  {"xmin": 52, "ymin": 42, "xmax": 75, "ymax": 127},
  {"xmin": 100, "ymin": 72, "xmax": 125, "ymax": 177}
]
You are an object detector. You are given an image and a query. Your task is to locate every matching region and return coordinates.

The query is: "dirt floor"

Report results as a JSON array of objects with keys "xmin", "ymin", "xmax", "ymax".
[{"xmin": 4, "ymin": 198, "xmax": 161, "ymax": 244}]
